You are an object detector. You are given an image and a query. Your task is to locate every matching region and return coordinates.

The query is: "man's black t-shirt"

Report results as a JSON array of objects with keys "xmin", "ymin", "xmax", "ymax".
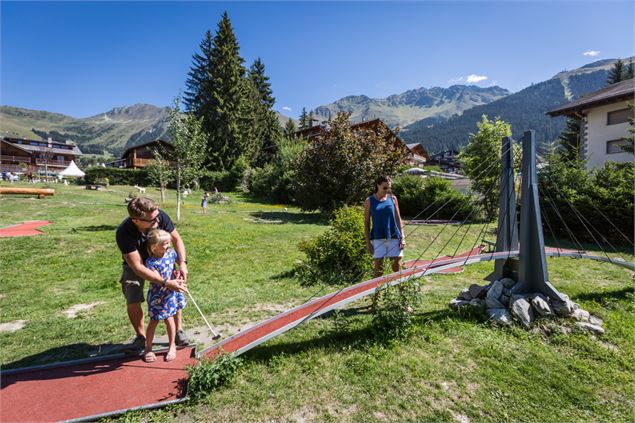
[{"xmin": 115, "ymin": 209, "xmax": 175, "ymax": 264}]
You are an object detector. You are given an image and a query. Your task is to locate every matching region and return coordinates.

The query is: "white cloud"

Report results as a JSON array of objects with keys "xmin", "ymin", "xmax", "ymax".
[
  {"xmin": 448, "ymin": 76, "xmax": 464, "ymax": 84},
  {"xmin": 583, "ymin": 50, "xmax": 600, "ymax": 57},
  {"xmin": 466, "ymin": 74, "xmax": 488, "ymax": 83},
  {"xmin": 282, "ymin": 106, "xmax": 292, "ymax": 112}
]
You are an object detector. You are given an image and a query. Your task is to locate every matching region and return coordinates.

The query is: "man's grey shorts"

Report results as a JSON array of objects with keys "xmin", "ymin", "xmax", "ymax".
[{"xmin": 120, "ymin": 264, "xmax": 145, "ymax": 304}]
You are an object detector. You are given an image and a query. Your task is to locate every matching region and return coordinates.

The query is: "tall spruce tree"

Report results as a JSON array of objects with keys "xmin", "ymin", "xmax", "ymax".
[
  {"xmin": 248, "ymin": 58, "xmax": 282, "ymax": 167},
  {"xmin": 183, "ymin": 31, "xmax": 213, "ymax": 114},
  {"xmin": 607, "ymin": 59, "xmax": 625, "ymax": 85},
  {"xmin": 284, "ymin": 118, "xmax": 297, "ymax": 137},
  {"xmin": 625, "ymin": 61, "xmax": 635, "ymax": 80},
  {"xmin": 205, "ymin": 12, "xmax": 251, "ymax": 170},
  {"xmin": 558, "ymin": 117, "xmax": 583, "ymax": 165},
  {"xmin": 299, "ymin": 108, "xmax": 309, "ymax": 130}
]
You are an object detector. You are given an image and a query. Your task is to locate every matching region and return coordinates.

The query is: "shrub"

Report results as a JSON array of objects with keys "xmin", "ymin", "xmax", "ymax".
[
  {"xmin": 294, "ymin": 112, "xmax": 407, "ymax": 212},
  {"xmin": 297, "ymin": 206, "xmax": 372, "ymax": 285},
  {"xmin": 186, "ymin": 353, "xmax": 242, "ymax": 401},
  {"xmin": 199, "ymin": 157, "xmax": 249, "ymax": 192},
  {"xmin": 392, "ymin": 175, "xmax": 479, "ymax": 221},
  {"xmin": 539, "ymin": 159, "xmax": 634, "ymax": 245},
  {"xmin": 371, "ymin": 279, "xmax": 422, "ymax": 341},
  {"xmin": 84, "ymin": 167, "xmax": 150, "ymax": 186}
]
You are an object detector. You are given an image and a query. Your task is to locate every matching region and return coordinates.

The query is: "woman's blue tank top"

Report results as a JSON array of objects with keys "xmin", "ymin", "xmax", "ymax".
[{"xmin": 369, "ymin": 194, "xmax": 401, "ymax": 240}]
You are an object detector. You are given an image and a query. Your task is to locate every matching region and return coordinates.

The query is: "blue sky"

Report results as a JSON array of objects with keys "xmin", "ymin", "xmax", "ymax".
[{"xmin": 1, "ymin": 1, "xmax": 633, "ymax": 119}]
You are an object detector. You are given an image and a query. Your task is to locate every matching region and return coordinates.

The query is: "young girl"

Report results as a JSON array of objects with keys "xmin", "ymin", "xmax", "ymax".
[
  {"xmin": 143, "ymin": 229, "xmax": 187, "ymax": 362},
  {"xmin": 201, "ymin": 192, "xmax": 209, "ymax": 214}
]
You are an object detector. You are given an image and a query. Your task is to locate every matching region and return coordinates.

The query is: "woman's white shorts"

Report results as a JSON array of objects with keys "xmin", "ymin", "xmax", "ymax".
[{"xmin": 372, "ymin": 238, "xmax": 403, "ymax": 259}]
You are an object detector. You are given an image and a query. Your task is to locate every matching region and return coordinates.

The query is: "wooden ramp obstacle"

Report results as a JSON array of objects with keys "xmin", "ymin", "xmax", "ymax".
[{"xmin": 0, "ymin": 187, "xmax": 54, "ymax": 198}]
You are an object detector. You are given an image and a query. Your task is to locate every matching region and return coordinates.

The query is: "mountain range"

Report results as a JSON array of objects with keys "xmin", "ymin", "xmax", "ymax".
[{"xmin": 1, "ymin": 57, "xmax": 630, "ymax": 157}]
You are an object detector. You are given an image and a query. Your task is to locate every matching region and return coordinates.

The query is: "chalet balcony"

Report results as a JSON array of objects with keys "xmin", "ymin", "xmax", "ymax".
[
  {"xmin": 0, "ymin": 154, "xmax": 31, "ymax": 164},
  {"xmin": 35, "ymin": 158, "xmax": 72, "ymax": 168}
]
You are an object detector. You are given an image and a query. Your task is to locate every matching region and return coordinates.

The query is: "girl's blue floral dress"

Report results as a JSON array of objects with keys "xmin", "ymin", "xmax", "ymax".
[{"xmin": 145, "ymin": 249, "xmax": 187, "ymax": 320}]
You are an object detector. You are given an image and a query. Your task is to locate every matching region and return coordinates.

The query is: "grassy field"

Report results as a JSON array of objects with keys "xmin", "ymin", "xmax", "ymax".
[{"xmin": 1, "ymin": 182, "xmax": 633, "ymax": 422}]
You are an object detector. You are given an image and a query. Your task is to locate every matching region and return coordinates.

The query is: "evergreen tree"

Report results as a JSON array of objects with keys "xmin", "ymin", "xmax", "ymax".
[
  {"xmin": 625, "ymin": 61, "xmax": 635, "ymax": 80},
  {"xmin": 284, "ymin": 118, "xmax": 297, "ymax": 137},
  {"xmin": 607, "ymin": 59, "xmax": 625, "ymax": 85},
  {"xmin": 205, "ymin": 11, "xmax": 250, "ymax": 170},
  {"xmin": 558, "ymin": 117, "xmax": 583, "ymax": 165},
  {"xmin": 299, "ymin": 108, "xmax": 309, "ymax": 130},
  {"xmin": 248, "ymin": 58, "xmax": 282, "ymax": 167},
  {"xmin": 183, "ymin": 31, "xmax": 213, "ymax": 114},
  {"xmin": 308, "ymin": 111, "xmax": 315, "ymax": 128},
  {"xmin": 622, "ymin": 103, "xmax": 635, "ymax": 154}
]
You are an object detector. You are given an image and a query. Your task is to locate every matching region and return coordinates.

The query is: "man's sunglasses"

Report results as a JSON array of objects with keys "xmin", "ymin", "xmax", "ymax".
[{"xmin": 135, "ymin": 216, "xmax": 159, "ymax": 223}]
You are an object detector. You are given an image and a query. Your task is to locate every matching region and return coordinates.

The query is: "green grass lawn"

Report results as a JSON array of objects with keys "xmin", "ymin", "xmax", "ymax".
[{"xmin": 1, "ymin": 181, "xmax": 633, "ymax": 422}]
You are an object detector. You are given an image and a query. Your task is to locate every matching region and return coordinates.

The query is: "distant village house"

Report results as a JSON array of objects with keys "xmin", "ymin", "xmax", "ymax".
[
  {"xmin": 548, "ymin": 78, "xmax": 634, "ymax": 169},
  {"xmin": 105, "ymin": 140, "xmax": 174, "ymax": 169},
  {"xmin": 0, "ymin": 136, "xmax": 83, "ymax": 174}
]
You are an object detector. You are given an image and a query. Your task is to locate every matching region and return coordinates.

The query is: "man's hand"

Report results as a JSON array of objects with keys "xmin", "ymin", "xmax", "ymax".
[
  {"xmin": 166, "ymin": 278, "xmax": 187, "ymax": 293},
  {"xmin": 178, "ymin": 262, "xmax": 188, "ymax": 281},
  {"xmin": 399, "ymin": 238, "xmax": 406, "ymax": 250}
]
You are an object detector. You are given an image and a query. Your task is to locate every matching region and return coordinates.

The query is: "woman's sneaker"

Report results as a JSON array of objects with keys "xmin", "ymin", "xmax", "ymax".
[{"xmin": 175, "ymin": 330, "xmax": 190, "ymax": 346}]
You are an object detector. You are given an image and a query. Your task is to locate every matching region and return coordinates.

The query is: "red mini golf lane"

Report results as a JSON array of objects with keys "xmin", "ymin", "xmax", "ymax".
[
  {"xmin": 0, "ymin": 347, "xmax": 196, "ymax": 422},
  {"xmin": 0, "ymin": 220, "xmax": 51, "ymax": 237},
  {"xmin": 0, "ymin": 247, "xmax": 480, "ymax": 422}
]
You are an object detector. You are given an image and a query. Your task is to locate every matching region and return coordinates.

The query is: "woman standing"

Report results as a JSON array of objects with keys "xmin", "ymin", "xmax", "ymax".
[{"xmin": 364, "ymin": 176, "xmax": 406, "ymax": 278}]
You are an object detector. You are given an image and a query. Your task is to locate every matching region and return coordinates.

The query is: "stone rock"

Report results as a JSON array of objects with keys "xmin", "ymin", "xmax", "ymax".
[
  {"xmin": 486, "ymin": 280, "xmax": 504, "ymax": 301},
  {"xmin": 589, "ymin": 315, "xmax": 604, "ymax": 326},
  {"xmin": 551, "ymin": 299, "xmax": 576, "ymax": 317},
  {"xmin": 469, "ymin": 284, "xmax": 487, "ymax": 299},
  {"xmin": 488, "ymin": 308, "xmax": 512, "ymax": 325},
  {"xmin": 500, "ymin": 294, "xmax": 510, "ymax": 307},
  {"xmin": 531, "ymin": 294, "xmax": 553, "ymax": 317},
  {"xmin": 575, "ymin": 322, "xmax": 605, "ymax": 335},
  {"xmin": 469, "ymin": 298, "xmax": 486, "ymax": 311},
  {"xmin": 502, "ymin": 288, "xmax": 512, "ymax": 297},
  {"xmin": 458, "ymin": 289, "xmax": 472, "ymax": 301},
  {"xmin": 511, "ymin": 298, "xmax": 533, "ymax": 328},
  {"xmin": 500, "ymin": 278, "xmax": 516, "ymax": 288},
  {"xmin": 449, "ymin": 298, "xmax": 470, "ymax": 310},
  {"xmin": 486, "ymin": 297, "xmax": 505, "ymax": 310},
  {"xmin": 572, "ymin": 308, "xmax": 590, "ymax": 322}
]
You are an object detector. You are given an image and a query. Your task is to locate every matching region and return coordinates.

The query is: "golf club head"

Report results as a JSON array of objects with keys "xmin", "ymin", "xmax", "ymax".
[{"xmin": 212, "ymin": 333, "xmax": 221, "ymax": 340}]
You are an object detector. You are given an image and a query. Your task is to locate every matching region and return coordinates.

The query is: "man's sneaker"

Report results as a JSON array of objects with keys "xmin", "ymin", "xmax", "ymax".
[
  {"xmin": 124, "ymin": 335, "xmax": 146, "ymax": 355},
  {"xmin": 175, "ymin": 329, "xmax": 190, "ymax": 346}
]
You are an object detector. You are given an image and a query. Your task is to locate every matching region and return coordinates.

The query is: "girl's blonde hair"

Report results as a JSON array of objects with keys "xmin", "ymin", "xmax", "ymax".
[{"xmin": 147, "ymin": 228, "xmax": 171, "ymax": 257}]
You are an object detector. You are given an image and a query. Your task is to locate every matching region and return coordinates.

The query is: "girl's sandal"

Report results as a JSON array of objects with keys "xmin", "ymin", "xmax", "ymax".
[
  {"xmin": 143, "ymin": 352, "xmax": 156, "ymax": 363},
  {"xmin": 165, "ymin": 350, "xmax": 177, "ymax": 362}
]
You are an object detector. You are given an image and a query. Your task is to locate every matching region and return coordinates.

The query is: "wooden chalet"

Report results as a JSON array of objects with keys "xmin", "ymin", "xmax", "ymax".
[
  {"xmin": 0, "ymin": 137, "xmax": 83, "ymax": 174},
  {"xmin": 105, "ymin": 140, "xmax": 174, "ymax": 169}
]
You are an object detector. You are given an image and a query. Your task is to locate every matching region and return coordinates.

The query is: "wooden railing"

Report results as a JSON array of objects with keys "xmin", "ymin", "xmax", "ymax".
[
  {"xmin": 35, "ymin": 158, "xmax": 71, "ymax": 167},
  {"xmin": 0, "ymin": 155, "xmax": 31, "ymax": 164}
]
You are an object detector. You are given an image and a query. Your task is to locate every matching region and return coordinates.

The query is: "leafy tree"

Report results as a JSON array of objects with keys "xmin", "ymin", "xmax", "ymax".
[
  {"xmin": 166, "ymin": 97, "xmax": 207, "ymax": 222},
  {"xmin": 557, "ymin": 117, "xmax": 583, "ymax": 164},
  {"xmin": 145, "ymin": 156, "xmax": 172, "ymax": 203},
  {"xmin": 459, "ymin": 115, "xmax": 512, "ymax": 220},
  {"xmin": 625, "ymin": 61, "xmax": 635, "ymax": 80},
  {"xmin": 248, "ymin": 58, "xmax": 282, "ymax": 167},
  {"xmin": 607, "ymin": 59, "xmax": 625, "ymax": 84},
  {"xmin": 294, "ymin": 112, "xmax": 407, "ymax": 212},
  {"xmin": 284, "ymin": 118, "xmax": 297, "ymax": 137},
  {"xmin": 298, "ymin": 108, "xmax": 309, "ymax": 130}
]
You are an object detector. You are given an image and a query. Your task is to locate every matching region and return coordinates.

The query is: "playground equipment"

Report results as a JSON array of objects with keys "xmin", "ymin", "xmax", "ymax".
[{"xmin": 0, "ymin": 187, "xmax": 54, "ymax": 198}]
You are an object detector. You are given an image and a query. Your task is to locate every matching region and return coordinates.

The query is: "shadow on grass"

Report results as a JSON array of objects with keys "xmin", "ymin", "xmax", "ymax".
[
  {"xmin": 249, "ymin": 211, "xmax": 327, "ymax": 225},
  {"xmin": 242, "ymin": 306, "xmax": 477, "ymax": 365},
  {"xmin": 572, "ymin": 287, "xmax": 634, "ymax": 304},
  {"xmin": 73, "ymin": 224, "xmax": 119, "ymax": 232}
]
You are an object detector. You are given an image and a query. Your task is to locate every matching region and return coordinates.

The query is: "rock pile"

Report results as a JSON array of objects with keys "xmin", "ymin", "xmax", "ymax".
[{"xmin": 449, "ymin": 278, "xmax": 604, "ymax": 334}]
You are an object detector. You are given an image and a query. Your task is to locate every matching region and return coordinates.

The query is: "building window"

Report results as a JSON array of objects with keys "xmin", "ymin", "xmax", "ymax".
[
  {"xmin": 607, "ymin": 108, "xmax": 632, "ymax": 125},
  {"xmin": 606, "ymin": 139, "xmax": 629, "ymax": 154}
]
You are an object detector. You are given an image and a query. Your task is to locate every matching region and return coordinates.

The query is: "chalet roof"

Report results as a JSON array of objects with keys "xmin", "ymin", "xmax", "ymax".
[
  {"xmin": 406, "ymin": 143, "xmax": 421, "ymax": 149},
  {"xmin": 121, "ymin": 139, "xmax": 173, "ymax": 158},
  {"xmin": 0, "ymin": 139, "xmax": 31, "ymax": 154},
  {"xmin": 1, "ymin": 138, "xmax": 83, "ymax": 156},
  {"xmin": 547, "ymin": 78, "xmax": 635, "ymax": 117}
]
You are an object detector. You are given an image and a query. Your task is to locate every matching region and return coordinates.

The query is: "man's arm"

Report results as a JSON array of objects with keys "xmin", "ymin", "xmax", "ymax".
[
  {"xmin": 123, "ymin": 250, "xmax": 185, "ymax": 292},
  {"xmin": 170, "ymin": 229, "xmax": 188, "ymax": 280}
]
